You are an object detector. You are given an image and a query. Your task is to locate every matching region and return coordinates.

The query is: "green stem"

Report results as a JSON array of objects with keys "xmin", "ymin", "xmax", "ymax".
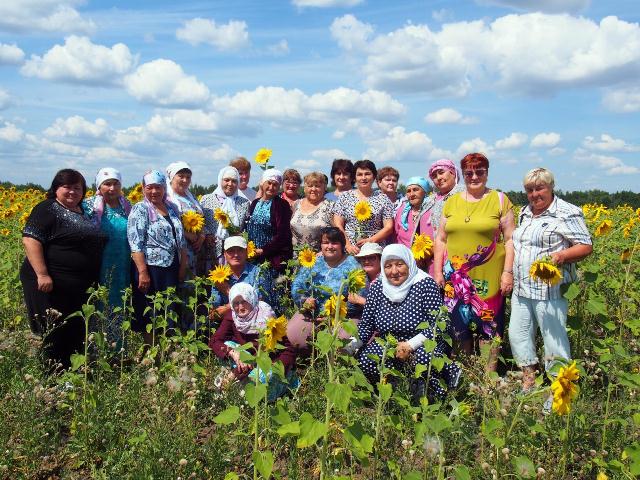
[
  {"xmin": 600, "ymin": 382, "xmax": 612, "ymax": 454},
  {"xmin": 372, "ymin": 340, "xmax": 390, "ymax": 480}
]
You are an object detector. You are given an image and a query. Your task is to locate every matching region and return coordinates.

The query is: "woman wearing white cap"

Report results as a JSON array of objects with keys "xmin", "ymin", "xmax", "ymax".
[
  {"xmin": 84, "ymin": 167, "xmax": 132, "ymax": 347},
  {"xmin": 246, "ymin": 169, "xmax": 293, "ymax": 273},
  {"xmin": 165, "ymin": 161, "xmax": 206, "ymax": 276},
  {"xmin": 348, "ymin": 242, "xmax": 383, "ymax": 308}
]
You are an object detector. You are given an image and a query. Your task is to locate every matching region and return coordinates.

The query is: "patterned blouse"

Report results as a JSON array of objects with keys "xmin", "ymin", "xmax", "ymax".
[
  {"xmin": 332, "ymin": 190, "xmax": 394, "ymax": 245},
  {"xmin": 246, "ymin": 199, "xmax": 274, "ymax": 249},
  {"xmin": 290, "ymin": 199, "xmax": 334, "ymax": 250},
  {"xmin": 127, "ymin": 203, "xmax": 186, "ymax": 267},
  {"xmin": 201, "ymin": 192, "xmax": 250, "ymax": 258}
]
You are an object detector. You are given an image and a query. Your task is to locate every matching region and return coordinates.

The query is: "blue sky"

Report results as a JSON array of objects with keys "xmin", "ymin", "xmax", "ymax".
[{"xmin": 0, "ymin": 0, "xmax": 639, "ymax": 192}]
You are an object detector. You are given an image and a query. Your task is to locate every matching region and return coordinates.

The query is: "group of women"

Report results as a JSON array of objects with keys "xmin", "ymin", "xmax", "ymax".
[{"xmin": 20, "ymin": 153, "xmax": 592, "ymax": 406}]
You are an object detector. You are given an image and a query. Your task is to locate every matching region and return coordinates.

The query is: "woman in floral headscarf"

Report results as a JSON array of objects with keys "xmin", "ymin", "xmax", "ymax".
[{"xmin": 84, "ymin": 167, "xmax": 132, "ymax": 346}]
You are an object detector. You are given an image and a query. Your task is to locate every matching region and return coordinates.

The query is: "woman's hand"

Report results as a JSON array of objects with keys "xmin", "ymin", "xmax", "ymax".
[
  {"xmin": 395, "ymin": 342, "xmax": 412, "ymax": 361},
  {"xmin": 36, "ymin": 273, "xmax": 53, "ymax": 293},
  {"xmin": 346, "ymin": 242, "xmax": 360, "ymax": 255},
  {"xmin": 355, "ymin": 237, "xmax": 371, "ymax": 247},
  {"xmin": 138, "ymin": 270, "xmax": 151, "ymax": 293},
  {"xmin": 550, "ymin": 251, "xmax": 566, "ymax": 265},
  {"xmin": 303, "ymin": 297, "xmax": 316, "ymax": 310},
  {"xmin": 229, "ymin": 350, "xmax": 251, "ymax": 374},
  {"xmin": 348, "ymin": 292, "xmax": 365, "ymax": 306},
  {"xmin": 433, "ymin": 271, "xmax": 445, "ymax": 288},
  {"xmin": 191, "ymin": 233, "xmax": 205, "ymax": 252},
  {"xmin": 254, "ymin": 248, "xmax": 264, "ymax": 257},
  {"xmin": 500, "ymin": 271, "xmax": 513, "ymax": 295}
]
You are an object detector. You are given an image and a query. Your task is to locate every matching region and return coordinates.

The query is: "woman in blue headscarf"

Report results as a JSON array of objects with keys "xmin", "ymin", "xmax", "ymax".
[{"xmin": 393, "ymin": 176, "xmax": 432, "ymax": 248}]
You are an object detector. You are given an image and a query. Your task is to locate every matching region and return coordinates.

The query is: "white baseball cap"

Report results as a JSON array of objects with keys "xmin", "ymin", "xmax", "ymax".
[
  {"xmin": 224, "ymin": 236, "xmax": 248, "ymax": 251},
  {"xmin": 355, "ymin": 242, "xmax": 383, "ymax": 257}
]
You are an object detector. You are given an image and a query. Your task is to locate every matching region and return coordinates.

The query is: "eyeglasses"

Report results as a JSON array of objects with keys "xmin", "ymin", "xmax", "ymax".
[
  {"xmin": 285, "ymin": 180, "xmax": 300, "ymax": 185},
  {"xmin": 463, "ymin": 169, "xmax": 488, "ymax": 178}
]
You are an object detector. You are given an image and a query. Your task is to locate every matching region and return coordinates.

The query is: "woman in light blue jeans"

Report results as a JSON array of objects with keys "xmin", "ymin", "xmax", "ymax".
[{"xmin": 509, "ymin": 168, "xmax": 592, "ymax": 392}]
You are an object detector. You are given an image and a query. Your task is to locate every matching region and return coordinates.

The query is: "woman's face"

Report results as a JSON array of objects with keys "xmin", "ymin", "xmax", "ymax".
[
  {"xmin": 462, "ymin": 166, "xmax": 488, "ymax": 192},
  {"xmin": 526, "ymin": 182, "xmax": 554, "ymax": 214},
  {"xmin": 231, "ymin": 297, "xmax": 253, "ymax": 317},
  {"xmin": 238, "ymin": 169, "xmax": 250, "ymax": 190},
  {"xmin": 406, "ymin": 185, "xmax": 426, "ymax": 208},
  {"xmin": 384, "ymin": 259, "xmax": 409, "ymax": 286},
  {"xmin": 430, "ymin": 168, "xmax": 456, "ymax": 195},
  {"xmin": 55, "ymin": 183, "xmax": 83, "ymax": 209},
  {"xmin": 320, "ymin": 235, "xmax": 344, "ymax": 263},
  {"xmin": 378, "ymin": 175, "xmax": 398, "ymax": 196},
  {"xmin": 221, "ymin": 176, "xmax": 238, "ymax": 196},
  {"xmin": 99, "ymin": 179, "xmax": 122, "ymax": 203},
  {"xmin": 357, "ymin": 254, "xmax": 381, "ymax": 280},
  {"xmin": 170, "ymin": 170, "xmax": 192, "ymax": 195},
  {"xmin": 144, "ymin": 183, "xmax": 165, "ymax": 205},
  {"xmin": 304, "ymin": 180, "xmax": 326, "ymax": 203},
  {"xmin": 283, "ymin": 177, "xmax": 300, "ymax": 197},
  {"xmin": 333, "ymin": 168, "xmax": 352, "ymax": 191},
  {"xmin": 262, "ymin": 179, "xmax": 280, "ymax": 200},
  {"xmin": 355, "ymin": 168, "xmax": 375, "ymax": 191}
]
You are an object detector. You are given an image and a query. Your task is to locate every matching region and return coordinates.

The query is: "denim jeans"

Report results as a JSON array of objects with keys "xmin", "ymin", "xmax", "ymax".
[{"xmin": 508, "ymin": 295, "xmax": 571, "ymax": 371}]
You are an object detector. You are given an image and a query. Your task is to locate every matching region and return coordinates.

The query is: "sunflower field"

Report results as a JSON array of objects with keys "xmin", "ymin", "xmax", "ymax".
[{"xmin": 0, "ymin": 185, "xmax": 639, "ymax": 479}]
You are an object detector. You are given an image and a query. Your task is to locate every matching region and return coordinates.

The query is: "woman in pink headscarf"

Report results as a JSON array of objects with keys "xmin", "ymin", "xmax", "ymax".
[{"xmin": 424, "ymin": 159, "xmax": 464, "ymax": 238}]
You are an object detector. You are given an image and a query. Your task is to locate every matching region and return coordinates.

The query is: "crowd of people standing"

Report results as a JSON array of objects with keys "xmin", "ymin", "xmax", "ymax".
[{"xmin": 20, "ymin": 152, "xmax": 593, "ymax": 406}]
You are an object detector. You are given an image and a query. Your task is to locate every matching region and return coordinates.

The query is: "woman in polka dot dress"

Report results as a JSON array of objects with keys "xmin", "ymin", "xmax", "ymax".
[{"xmin": 351, "ymin": 244, "xmax": 461, "ymax": 401}]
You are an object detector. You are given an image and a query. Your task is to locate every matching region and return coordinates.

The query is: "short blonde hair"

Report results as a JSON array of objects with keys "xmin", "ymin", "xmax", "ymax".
[
  {"xmin": 304, "ymin": 171, "xmax": 328, "ymax": 187},
  {"xmin": 523, "ymin": 167, "xmax": 555, "ymax": 189}
]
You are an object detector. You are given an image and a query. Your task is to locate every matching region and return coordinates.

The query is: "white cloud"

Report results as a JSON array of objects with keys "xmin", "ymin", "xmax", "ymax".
[
  {"xmin": 206, "ymin": 143, "xmax": 238, "ymax": 162},
  {"xmin": 574, "ymin": 148, "xmax": 640, "ymax": 175},
  {"xmin": 424, "ymin": 108, "xmax": 477, "ymax": 124},
  {"xmin": 364, "ymin": 126, "xmax": 437, "ymax": 164},
  {"xmin": 292, "ymin": 159, "xmax": 322, "ymax": 169},
  {"xmin": 495, "ymin": 132, "xmax": 528, "ymax": 149},
  {"xmin": 0, "ymin": 43, "xmax": 25, "ymax": 65},
  {"xmin": 44, "ymin": 116, "xmax": 110, "ymax": 139},
  {"xmin": 475, "ymin": 0, "xmax": 589, "ymax": 14},
  {"xmin": 456, "ymin": 137, "xmax": 493, "ymax": 157},
  {"xmin": 0, "ymin": 0, "xmax": 95, "ymax": 34},
  {"xmin": 293, "ymin": 0, "xmax": 364, "ymax": 7},
  {"xmin": 0, "ymin": 122, "xmax": 24, "ymax": 142},
  {"xmin": 432, "ymin": 9, "xmax": 453, "ymax": 22},
  {"xmin": 311, "ymin": 148, "xmax": 348, "ymax": 160},
  {"xmin": 530, "ymin": 132, "xmax": 561, "ymax": 148},
  {"xmin": 330, "ymin": 14, "xmax": 373, "ymax": 52},
  {"xmin": 332, "ymin": 14, "xmax": 640, "ymax": 97},
  {"xmin": 602, "ymin": 86, "xmax": 640, "ymax": 113},
  {"xmin": 0, "ymin": 89, "xmax": 13, "ymax": 110},
  {"xmin": 548, "ymin": 147, "xmax": 566, "ymax": 156},
  {"xmin": 21, "ymin": 36, "xmax": 135, "ymax": 85},
  {"xmin": 266, "ymin": 39, "xmax": 290, "ymax": 56},
  {"xmin": 176, "ymin": 18, "xmax": 250, "ymax": 51},
  {"xmin": 125, "ymin": 59, "xmax": 210, "ymax": 107},
  {"xmin": 583, "ymin": 134, "xmax": 640, "ymax": 152}
]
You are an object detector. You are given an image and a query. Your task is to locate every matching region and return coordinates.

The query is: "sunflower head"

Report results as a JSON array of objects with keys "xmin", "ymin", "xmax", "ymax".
[
  {"xmin": 182, "ymin": 210, "xmax": 205, "ymax": 233},
  {"xmin": 551, "ymin": 360, "xmax": 580, "ymax": 415},
  {"xmin": 207, "ymin": 264, "xmax": 232, "ymax": 285},
  {"xmin": 298, "ymin": 247, "xmax": 317, "ymax": 268},
  {"xmin": 529, "ymin": 258, "xmax": 563, "ymax": 285},
  {"xmin": 247, "ymin": 240, "xmax": 257, "ymax": 259},
  {"xmin": 354, "ymin": 200, "xmax": 372, "ymax": 222},
  {"xmin": 594, "ymin": 219, "xmax": 613, "ymax": 237},
  {"xmin": 621, "ymin": 248, "xmax": 631, "ymax": 262},
  {"xmin": 322, "ymin": 294, "xmax": 347, "ymax": 324},
  {"xmin": 127, "ymin": 183, "xmax": 144, "ymax": 204},
  {"xmin": 411, "ymin": 233, "xmax": 433, "ymax": 260},
  {"xmin": 347, "ymin": 268, "xmax": 366, "ymax": 293},
  {"xmin": 214, "ymin": 208, "xmax": 230, "ymax": 229},
  {"xmin": 263, "ymin": 315, "xmax": 287, "ymax": 351},
  {"xmin": 255, "ymin": 148, "xmax": 272, "ymax": 166}
]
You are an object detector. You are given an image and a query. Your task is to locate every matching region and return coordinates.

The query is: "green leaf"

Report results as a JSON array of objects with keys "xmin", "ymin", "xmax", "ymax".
[
  {"xmin": 314, "ymin": 330, "xmax": 334, "ymax": 356},
  {"xmin": 245, "ymin": 382, "xmax": 267, "ymax": 408},
  {"xmin": 625, "ymin": 442, "xmax": 640, "ymax": 475},
  {"xmin": 512, "ymin": 455, "xmax": 536, "ymax": 479},
  {"xmin": 296, "ymin": 412, "xmax": 327, "ymax": 448},
  {"xmin": 270, "ymin": 401, "xmax": 292, "ymax": 425},
  {"xmin": 422, "ymin": 338, "xmax": 437, "ymax": 353},
  {"xmin": 70, "ymin": 353, "xmax": 85, "ymax": 372},
  {"xmin": 252, "ymin": 450, "xmax": 274, "ymax": 479},
  {"xmin": 424, "ymin": 413, "xmax": 452, "ymax": 435},
  {"xmin": 403, "ymin": 472, "xmax": 421, "ymax": 480},
  {"xmin": 97, "ymin": 358, "xmax": 113, "ymax": 372},
  {"xmin": 325, "ymin": 382, "xmax": 352, "ymax": 413},
  {"xmin": 276, "ymin": 421, "xmax": 300, "ymax": 437},
  {"xmin": 562, "ymin": 282, "xmax": 581, "ymax": 301},
  {"xmin": 224, "ymin": 472, "xmax": 239, "ymax": 480},
  {"xmin": 343, "ymin": 421, "xmax": 374, "ymax": 460},
  {"xmin": 256, "ymin": 351, "xmax": 273, "ymax": 379},
  {"xmin": 378, "ymin": 381, "xmax": 393, "ymax": 402},
  {"xmin": 586, "ymin": 296, "xmax": 607, "ymax": 316},
  {"xmin": 213, "ymin": 406, "xmax": 240, "ymax": 425},
  {"xmin": 341, "ymin": 319, "xmax": 358, "ymax": 336},
  {"xmin": 454, "ymin": 465, "xmax": 472, "ymax": 480}
]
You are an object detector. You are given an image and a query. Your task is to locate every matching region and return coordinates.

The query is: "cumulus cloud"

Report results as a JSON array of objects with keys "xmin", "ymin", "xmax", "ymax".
[
  {"xmin": 495, "ymin": 132, "xmax": 528, "ymax": 149},
  {"xmin": 0, "ymin": 0, "xmax": 95, "ymax": 34},
  {"xmin": 364, "ymin": 126, "xmax": 438, "ymax": 164},
  {"xmin": 44, "ymin": 116, "xmax": 110, "ymax": 139},
  {"xmin": 574, "ymin": 148, "xmax": 640, "ymax": 175},
  {"xmin": 424, "ymin": 108, "xmax": 477, "ymax": 124},
  {"xmin": 0, "ymin": 121, "xmax": 24, "ymax": 142},
  {"xmin": 266, "ymin": 39, "xmax": 290, "ymax": 56},
  {"xmin": 176, "ymin": 18, "xmax": 250, "ymax": 51},
  {"xmin": 456, "ymin": 137, "xmax": 493, "ymax": 157},
  {"xmin": 475, "ymin": 0, "xmax": 589, "ymax": 14},
  {"xmin": 124, "ymin": 59, "xmax": 210, "ymax": 107},
  {"xmin": 530, "ymin": 132, "xmax": 561, "ymax": 148},
  {"xmin": 0, "ymin": 43, "xmax": 25, "ymax": 65},
  {"xmin": 602, "ymin": 86, "xmax": 640, "ymax": 113},
  {"xmin": 293, "ymin": 0, "xmax": 364, "ymax": 7},
  {"xmin": 332, "ymin": 13, "xmax": 640, "ymax": 98},
  {"xmin": 21, "ymin": 36, "xmax": 135, "ymax": 85},
  {"xmin": 0, "ymin": 89, "xmax": 13, "ymax": 110},
  {"xmin": 583, "ymin": 134, "xmax": 640, "ymax": 152}
]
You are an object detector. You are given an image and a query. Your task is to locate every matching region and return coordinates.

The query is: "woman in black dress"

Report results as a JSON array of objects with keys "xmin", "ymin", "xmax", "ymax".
[{"xmin": 20, "ymin": 169, "xmax": 107, "ymax": 370}]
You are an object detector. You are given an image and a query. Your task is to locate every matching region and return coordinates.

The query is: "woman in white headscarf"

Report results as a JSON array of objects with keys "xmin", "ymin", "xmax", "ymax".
[
  {"xmin": 246, "ymin": 169, "xmax": 293, "ymax": 273},
  {"xmin": 165, "ymin": 161, "xmax": 206, "ymax": 276},
  {"xmin": 350, "ymin": 244, "xmax": 461, "ymax": 402},
  {"xmin": 84, "ymin": 167, "xmax": 132, "ymax": 347},
  {"xmin": 201, "ymin": 166, "xmax": 250, "ymax": 267}
]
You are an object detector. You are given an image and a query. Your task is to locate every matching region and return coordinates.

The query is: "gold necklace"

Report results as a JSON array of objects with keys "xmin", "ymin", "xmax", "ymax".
[{"xmin": 464, "ymin": 189, "xmax": 486, "ymax": 223}]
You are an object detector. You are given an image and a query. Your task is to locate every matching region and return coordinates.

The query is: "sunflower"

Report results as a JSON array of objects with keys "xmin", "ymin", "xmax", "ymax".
[
  {"xmin": 621, "ymin": 248, "xmax": 631, "ymax": 262},
  {"xmin": 322, "ymin": 294, "xmax": 347, "ymax": 323},
  {"xmin": 213, "ymin": 208, "xmax": 230, "ymax": 229},
  {"xmin": 551, "ymin": 360, "xmax": 580, "ymax": 415},
  {"xmin": 354, "ymin": 200, "xmax": 372, "ymax": 222},
  {"xmin": 298, "ymin": 247, "xmax": 316, "ymax": 268},
  {"xmin": 182, "ymin": 210, "xmax": 205, "ymax": 233},
  {"xmin": 207, "ymin": 264, "xmax": 232, "ymax": 285},
  {"xmin": 0, "ymin": 229, "xmax": 9, "ymax": 236},
  {"xmin": 594, "ymin": 219, "xmax": 613, "ymax": 237},
  {"xmin": 347, "ymin": 268, "xmax": 366, "ymax": 293},
  {"xmin": 127, "ymin": 183, "xmax": 143, "ymax": 204},
  {"xmin": 85, "ymin": 189, "xmax": 94, "ymax": 198},
  {"xmin": 411, "ymin": 233, "xmax": 433, "ymax": 260},
  {"xmin": 255, "ymin": 148, "xmax": 272, "ymax": 166},
  {"xmin": 529, "ymin": 258, "xmax": 563, "ymax": 286},
  {"xmin": 247, "ymin": 240, "xmax": 257, "ymax": 259},
  {"xmin": 263, "ymin": 315, "xmax": 287, "ymax": 351}
]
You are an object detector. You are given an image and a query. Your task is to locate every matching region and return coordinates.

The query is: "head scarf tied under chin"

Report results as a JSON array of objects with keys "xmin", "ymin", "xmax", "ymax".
[
  {"xmin": 428, "ymin": 158, "xmax": 459, "ymax": 189},
  {"xmin": 425, "ymin": 158, "xmax": 464, "ymax": 233},
  {"xmin": 142, "ymin": 170, "xmax": 172, "ymax": 222},
  {"xmin": 228, "ymin": 282, "xmax": 275, "ymax": 334},
  {"xmin": 380, "ymin": 244, "xmax": 428, "ymax": 303},
  {"xmin": 213, "ymin": 166, "xmax": 240, "ymax": 239},
  {"xmin": 399, "ymin": 176, "xmax": 431, "ymax": 231},
  {"xmin": 90, "ymin": 167, "xmax": 131, "ymax": 227},
  {"xmin": 260, "ymin": 168, "xmax": 283, "ymax": 186},
  {"xmin": 165, "ymin": 161, "xmax": 202, "ymax": 214}
]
